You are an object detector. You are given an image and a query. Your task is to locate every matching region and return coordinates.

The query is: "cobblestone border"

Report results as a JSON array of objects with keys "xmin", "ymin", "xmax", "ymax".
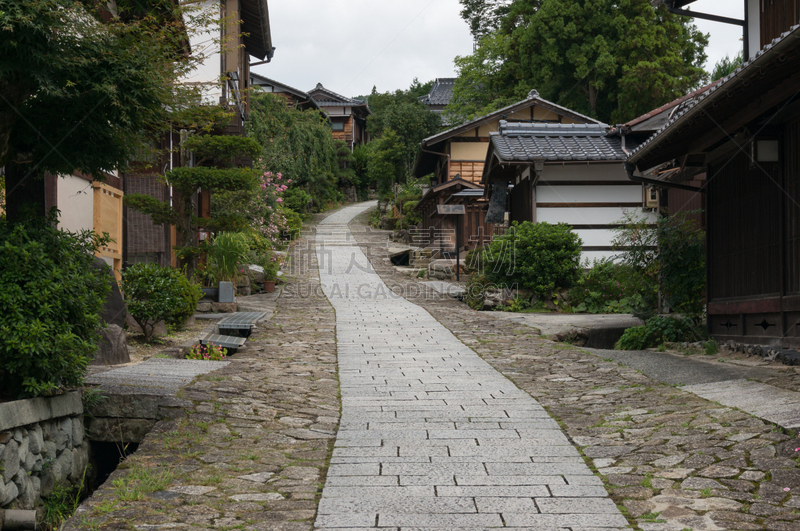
[{"xmin": 64, "ymin": 214, "xmax": 340, "ymax": 531}]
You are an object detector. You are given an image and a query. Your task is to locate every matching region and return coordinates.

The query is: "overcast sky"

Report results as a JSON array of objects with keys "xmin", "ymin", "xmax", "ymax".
[{"xmin": 253, "ymin": 0, "xmax": 745, "ymax": 99}]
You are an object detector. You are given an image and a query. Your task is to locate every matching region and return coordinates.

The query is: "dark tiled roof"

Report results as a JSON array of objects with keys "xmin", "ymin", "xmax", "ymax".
[
  {"xmin": 421, "ymin": 78, "xmax": 457, "ymax": 106},
  {"xmin": 307, "ymin": 83, "xmax": 366, "ymax": 106},
  {"xmin": 628, "ymin": 24, "xmax": 800, "ymax": 166},
  {"xmin": 491, "ymin": 122, "xmax": 624, "ymax": 162},
  {"xmin": 619, "ymin": 81, "xmax": 719, "ymax": 131},
  {"xmin": 251, "ymin": 73, "xmax": 318, "ymax": 108},
  {"xmin": 421, "ymin": 90, "xmax": 601, "ymax": 147}
]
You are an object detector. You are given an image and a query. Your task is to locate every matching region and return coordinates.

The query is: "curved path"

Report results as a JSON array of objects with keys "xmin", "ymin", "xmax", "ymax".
[{"xmin": 313, "ymin": 203, "xmax": 627, "ymax": 530}]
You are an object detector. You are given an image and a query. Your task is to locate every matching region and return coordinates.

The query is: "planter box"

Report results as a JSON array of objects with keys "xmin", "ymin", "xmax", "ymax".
[
  {"xmin": 201, "ymin": 287, "xmax": 219, "ymax": 300},
  {"xmin": 218, "ymin": 281, "xmax": 235, "ymax": 303}
]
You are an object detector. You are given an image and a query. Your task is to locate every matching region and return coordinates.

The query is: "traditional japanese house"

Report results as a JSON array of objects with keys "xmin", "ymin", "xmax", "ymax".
[
  {"xmin": 626, "ymin": 23, "xmax": 800, "ymax": 347},
  {"xmin": 412, "ymin": 177, "xmax": 492, "ymax": 254},
  {"xmin": 123, "ymin": 0, "xmax": 273, "ymax": 268},
  {"xmin": 481, "ymin": 122, "xmax": 657, "ymax": 263},
  {"xmin": 412, "ymin": 91, "xmax": 601, "ymax": 255},
  {"xmin": 250, "ymin": 73, "xmax": 319, "ymax": 110},
  {"xmin": 307, "ymin": 84, "xmax": 371, "ymax": 150},
  {"xmin": 419, "ymin": 78, "xmax": 456, "ymax": 126}
]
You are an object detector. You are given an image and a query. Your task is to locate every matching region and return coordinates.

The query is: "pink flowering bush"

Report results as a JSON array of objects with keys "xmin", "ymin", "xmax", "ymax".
[
  {"xmin": 252, "ymin": 167, "xmax": 293, "ymax": 247},
  {"xmin": 186, "ymin": 343, "xmax": 227, "ymax": 361}
]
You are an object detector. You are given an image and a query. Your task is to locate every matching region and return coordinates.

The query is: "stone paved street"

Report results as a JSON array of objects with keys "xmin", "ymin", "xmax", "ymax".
[
  {"xmin": 314, "ymin": 204, "xmax": 627, "ymax": 530},
  {"xmin": 61, "ymin": 203, "xmax": 800, "ymax": 531},
  {"xmin": 348, "ymin": 206, "xmax": 800, "ymax": 531}
]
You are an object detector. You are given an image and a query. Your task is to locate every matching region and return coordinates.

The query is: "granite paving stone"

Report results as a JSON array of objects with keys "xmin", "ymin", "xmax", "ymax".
[
  {"xmin": 313, "ymin": 204, "xmax": 625, "ymax": 530},
  {"xmin": 348, "ymin": 205, "xmax": 800, "ymax": 531}
]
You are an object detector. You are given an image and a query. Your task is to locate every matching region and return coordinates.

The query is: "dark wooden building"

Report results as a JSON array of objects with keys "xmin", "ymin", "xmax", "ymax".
[
  {"xmin": 307, "ymin": 84, "xmax": 371, "ymax": 150},
  {"xmin": 627, "ymin": 23, "xmax": 800, "ymax": 347},
  {"xmin": 250, "ymin": 73, "xmax": 319, "ymax": 110},
  {"xmin": 413, "ymin": 178, "xmax": 494, "ymax": 254}
]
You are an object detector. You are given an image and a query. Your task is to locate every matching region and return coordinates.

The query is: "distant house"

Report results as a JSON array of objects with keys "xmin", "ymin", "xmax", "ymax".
[
  {"xmin": 419, "ymin": 78, "xmax": 456, "ymax": 126},
  {"xmin": 626, "ymin": 22, "xmax": 800, "ymax": 347},
  {"xmin": 481, "ymin": 122, "xmax": 657, "ymax": 262},
  {"xmin": 250, "ymin": 73, "xmax": 319, "ymax": 110},
  {"xmin": 307, "ymin": 83, "xmax": 371, "ymax": 150},
  {"xmin": 412, "ymin": 90, "xmax": 601, "ymax": 255}
]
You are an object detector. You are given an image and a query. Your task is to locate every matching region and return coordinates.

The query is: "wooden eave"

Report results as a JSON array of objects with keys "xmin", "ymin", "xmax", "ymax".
[
  {"xmin": 414, "ymin": 178, "xmax": 482, "ymax": 211},
  {"xmin": 240, "ymin": 0, "xmax": 274, "ymax": 61}
]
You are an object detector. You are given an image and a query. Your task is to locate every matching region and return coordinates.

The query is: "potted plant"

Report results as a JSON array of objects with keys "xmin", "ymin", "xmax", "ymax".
[
  {"xmin": 257, "ymin": 251, "xmax": 282, "ymax": 293},
  {"xmin": 206, "ymin": 232, "xmax": 250, "ymax": 302}
]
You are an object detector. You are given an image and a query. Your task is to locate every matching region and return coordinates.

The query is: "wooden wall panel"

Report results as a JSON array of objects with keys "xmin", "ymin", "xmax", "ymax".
[
  {"xmin": 707, "ymin": 150, "xmax": 782, "ymax": 302},
  {"xmin": 761, "ymin": 0, "xmax": 800, "ymax": 48},
  {"xmin": 784, "ymin": 119, "xmax": 800, "ymax": 294},
  {"xmin": 449, "ymin": 161, "xmax": 484, "ymax": 183},
  {"xmin": 93, "ymin": 182, "xmax": 124, "ymax": 281}
]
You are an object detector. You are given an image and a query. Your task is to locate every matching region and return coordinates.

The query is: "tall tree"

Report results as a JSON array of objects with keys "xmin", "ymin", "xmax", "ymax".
[
  {"xmin": 458, "ymin": 0, "xmax": 517, "ymax": 41},
  {"xmin": 0, "ymin": 0, "xmax": 198, "ymax": 221},
  {"xmin": 447, "ymin": 0, "xmax": 708, "ymax": 125},
  {"xmin": 367, "ymin": 84, "xmax": 441, "ymax": 181}
]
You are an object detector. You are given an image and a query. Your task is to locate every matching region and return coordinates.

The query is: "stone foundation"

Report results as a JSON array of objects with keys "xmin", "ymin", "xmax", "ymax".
[{"xmin": 0, "ymin": 392, "xmax": 88, "ymax": 509}]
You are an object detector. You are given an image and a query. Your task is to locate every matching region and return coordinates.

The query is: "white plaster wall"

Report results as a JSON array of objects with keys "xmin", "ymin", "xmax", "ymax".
[
  {"xmin": 57, "ymin": 175, "xmax": 93, "ymax": 233},
  {"xmin": 537, "ymin": 184, "xmax": 643, "ymax": 203},
  {"xmin": 573, "ymin": 228, "xmax": 617, "ymax": 247},
  {"xmin": 182, "ymin": 0, "xmax": 223, "ymax": 104},
  {"xmin": 537, "ymin": 206, "xmax": 647, "ymax": 225}
]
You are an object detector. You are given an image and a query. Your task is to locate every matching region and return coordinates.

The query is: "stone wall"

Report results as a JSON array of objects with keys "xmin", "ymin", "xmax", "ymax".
[{"xmin": 0, "ymin": 392, "xmax": 88, "ymax": 509}]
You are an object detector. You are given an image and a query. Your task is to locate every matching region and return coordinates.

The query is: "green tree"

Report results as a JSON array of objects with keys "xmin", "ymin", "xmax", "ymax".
[
  {"xmin": 446, "ymin": 0, "xmax": 708, "ymax": 125},
  {"xmin": 368, "ymin": 130, "xmax": 406, "ymax": 196},
  {"xmin": 246, "ymin": 93, "xmax": 339, "ymax": 210},
  {"xmin": 709, "ymin": 51, "xmax": 744, "ymax": 81},
  {"xmin": 0, "ymin": 0, "xmax": 199, "ymax": 221},
  {"xmin": 351, "ymin": 144, "xmax": 373, "ymax": 200},
  {"xmin": 458, "ymin": 0, "xmax": 517, "ymax": 41},
  {"xmin": 366, "ymin": 83, "xmax": 441, "ymax": 183},
  {"xmin": 125, "ymin": 134, "xmax": 261, "ymax": 276}
]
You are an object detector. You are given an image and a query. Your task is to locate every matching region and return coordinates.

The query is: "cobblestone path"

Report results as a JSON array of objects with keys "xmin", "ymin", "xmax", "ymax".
[{"xmin": 313, "ymin": 204, "xmax": 627, "ymax": 530}]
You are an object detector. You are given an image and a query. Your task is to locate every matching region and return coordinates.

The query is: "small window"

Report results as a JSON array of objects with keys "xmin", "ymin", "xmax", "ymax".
[{"xmin": 331, "ymin": 122, "xmax": 345, "ymax": 132}]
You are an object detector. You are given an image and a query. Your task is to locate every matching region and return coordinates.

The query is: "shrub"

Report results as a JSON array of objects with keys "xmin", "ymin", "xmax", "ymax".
[
  {"xmin": 613, "ymin": 211, "xmax": 705, "ymax": 318},
  {"xmin": 120, "ymin": 264, "xmax": 202, "ymax": 342},
  {"xmin": 483, "ymin": 221, "xmax": 582, "ymax": 297},
  {"xmin": 464, "ymin": 274, "xmax": 493, "ymax": 310},
  {"xmin": 0, "ymin": 216, "xmax": 111, "ymax": 398},
  {"xmin": 569, "ymin": 258, "xmax": 656, "ymax": 315},
  {"xmin": 616, "ymin": 316, "xmax": 703, "ymax": 350},
  {"xmin": 401, "ymin": 200, "xmax": 421, "ymax": 227},
  {"xmin": 279, "ymin": 205, "xmax": 303, "ymax": 240},
  {"xmin": 282, "ymin": 188, "xmax": 313, "ymax": 217}
]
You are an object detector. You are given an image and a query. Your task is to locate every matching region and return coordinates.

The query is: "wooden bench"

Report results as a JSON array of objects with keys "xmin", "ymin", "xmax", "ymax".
[{"xmin": 217, "ymin": 311, "xmax": 268, "ymax": 338}]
